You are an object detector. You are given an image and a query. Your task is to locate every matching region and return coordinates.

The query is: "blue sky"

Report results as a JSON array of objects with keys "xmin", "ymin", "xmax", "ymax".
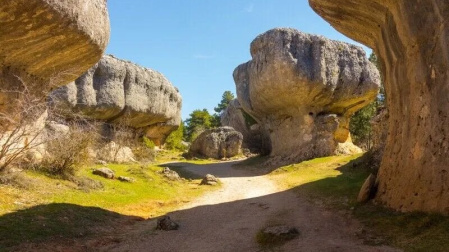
[{"xmin": 106, "ymin": 1, "xmax": 370, "ymax": 120}]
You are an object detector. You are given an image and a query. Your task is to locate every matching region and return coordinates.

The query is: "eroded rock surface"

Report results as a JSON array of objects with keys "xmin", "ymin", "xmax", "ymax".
[
  {"xmin": 50, "ymin": 55, "xmax": 182, "ymax": 144},
  {"xmin": 189, "ymin": 127, "xmax": 243, "ymax": 159},
  {"xmin": 0, "ymin": 0, "xmax": 110, "ymax": 115},
  {"xmin": 233, "ymin": 28, "xmax": 379, "ymax": 164},
  {"xmin": 309, "ymin": 0, "xmax": 449, "ymax": 213},
  {"xmin": 221, "ymin": 99, "xmax": 271, "ymax": 154}
]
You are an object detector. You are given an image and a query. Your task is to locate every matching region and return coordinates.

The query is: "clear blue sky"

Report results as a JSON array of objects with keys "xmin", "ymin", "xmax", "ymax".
[{"xmin": 106, "ymin": 1, "xmax": 370, "ymax": 120}]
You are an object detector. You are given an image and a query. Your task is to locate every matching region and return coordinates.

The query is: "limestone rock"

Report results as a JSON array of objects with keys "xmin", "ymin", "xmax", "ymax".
[
  {"xmin": 221, "ymin": 99, "xmax": 271, "ymax": 154},
  {"xmin": 118, "ymin": 176, "xmax": 135, "ymax": 183},
  {"xmin": 260, "ymin": 225, "xmax": 300, "ymax": 242},
  {"xmin": 0, "ymin": 0, "xmax": 110, "ymax": 116},
  {"xmin": 357, "ymin": 174, "xmax": 377, "ymax": 203},
  {"xmin": 200, "ymin": 174, "xmax": 220, "ymax": 185},
  {"xmin": 50, "ymin": 55, "xmax": 182, "ymax": 145},
  {"xmin": 96, "ymin": 141, "xmax": 136, "ymax": 163},
  {"xmin": 189, "ymin": 127, "xmax": 243, "ymax": 159},
  {"xmin": 156, "ymin": 216, "xmax": 179, "ymax": 231},
  {"xmin": 162, "ymin": 167, "xmax": 180, "ymax": 181},
  {"xmin": 233, "ymin": 28, "xmax": 380, "ymax": 164},
  {"xmin": 370, "ymin": 107, "xmax": 388, "ymax": 169},
  {"xmin": 309, "ymin": 0, "xmax": 449, "ymax": 213},
  {"xmin": 92, "ymin": 167, "xmax": 115, "ymax": 179}
]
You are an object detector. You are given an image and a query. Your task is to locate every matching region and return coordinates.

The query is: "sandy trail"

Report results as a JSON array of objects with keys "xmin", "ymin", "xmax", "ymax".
[{"xmin": 104, "ymin": 161, "xmax": 400, "ymax": 252}]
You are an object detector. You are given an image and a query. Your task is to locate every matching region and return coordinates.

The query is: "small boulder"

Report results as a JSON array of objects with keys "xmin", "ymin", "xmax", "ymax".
[
  {"xmin": 188, "ymin": 127, "xmax": 243, "ymax": 159},
  {"xmin": 156, "ymin": 216, "xmax": 179, "ymax": 231},
  {"xmin": 92, "ymin": 167, "xmax": 115, "ymax": 179},
  {"xmin": 260, "ymin": 225, "xmax": 300, "ymax": 243},
  {"xmin": 162, "ymin": 167, "xmax": 180, "ymax": 181},
  {"xmin": 200, "ymin": 174, "xmax": 220, "ymax": 185},
  {"xmin": 357, "ymin": 173, "xmax": 377, "ymax": 203},
  {"xmin": 118, "ymin": 176, "xmax": 135, "ymax": 183}
]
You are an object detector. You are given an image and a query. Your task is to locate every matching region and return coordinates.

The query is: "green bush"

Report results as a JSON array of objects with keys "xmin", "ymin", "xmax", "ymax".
[{"xmin": 165, "ymin": 122, "xmax": 186, "ymax": 151}]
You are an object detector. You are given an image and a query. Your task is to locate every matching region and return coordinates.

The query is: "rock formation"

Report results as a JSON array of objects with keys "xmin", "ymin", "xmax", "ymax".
[
  {"xmin": 220, "ymin": 99, "xmax": 271, "ymax": 154},
  {"xmin": 189, "ymin": 127, "xmax": 243, "ymax": 159},
  {"xmin": 50, "ymin": 55, "xmax": 182, "ymax": 145},
  {"xmin": 309, "ymin": 0, "xmax": 449, "ymax": 213},
  {"xmin": 0, "ymin": 0, "xmax": 110, "ymax": 115},
  {"xmin": 233, "ymin": 28, "xmax": 380, "ymax": 164}
]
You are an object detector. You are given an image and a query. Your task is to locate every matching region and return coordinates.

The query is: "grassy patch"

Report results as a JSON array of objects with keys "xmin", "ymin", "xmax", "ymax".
[
  {"xmin": 268, "ymin": 153, "xmax": 449, "ymax": 251},
  {"xmin": 0, "ymin": 162, "xmax": 216, "ymax": 250}
]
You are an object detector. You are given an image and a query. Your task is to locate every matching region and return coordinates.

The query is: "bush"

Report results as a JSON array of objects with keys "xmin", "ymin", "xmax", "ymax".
[{"xmin": 165, "ymin": 123, "xmax": 186, "ymax": 151}]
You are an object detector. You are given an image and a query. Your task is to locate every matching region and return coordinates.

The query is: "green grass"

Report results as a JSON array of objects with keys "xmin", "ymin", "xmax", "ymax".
[
  {"xmin": 268, "ymin": 153, "xmax": 449, "ymax": 251},
  {"xmin": 0, "ymin": 161, "xmax": 217, "ymax": 250}
]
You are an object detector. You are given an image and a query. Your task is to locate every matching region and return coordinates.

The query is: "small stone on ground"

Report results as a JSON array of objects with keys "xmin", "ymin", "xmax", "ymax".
[
  {"xmin": 92, "ymin": 167, "xmax": 115, "ymax": 179},
  {"xmin": 156, "ymin": 216, "xmax": 179, "ymax": 231}
]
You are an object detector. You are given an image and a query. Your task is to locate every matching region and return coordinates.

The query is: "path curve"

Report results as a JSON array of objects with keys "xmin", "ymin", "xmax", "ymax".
[{"xmin": 105, "ymin": 161, "xmax": 401, "ymax": 252}]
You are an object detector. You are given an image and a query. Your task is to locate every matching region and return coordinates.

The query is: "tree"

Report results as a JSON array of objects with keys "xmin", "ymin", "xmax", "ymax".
[
  {"xmin": 214, "ymin": 91, "xmax": 235, "ymax": 114},
  {"xmin": 165, "ymin": 121, "xmax": 186, "ymax": 150},
  {"xmin": 212, "ymin": 91, "xmax": 235, "ymax": 127},
  {"xmin": 184, "ymin": 109, "xmax": 213, "ymax": 142}
]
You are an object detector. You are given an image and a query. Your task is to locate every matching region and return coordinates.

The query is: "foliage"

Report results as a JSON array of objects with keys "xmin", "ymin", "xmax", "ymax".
[
  {"xmin": 184, "ymin": 109, "xmax": 213, "ymax": 142},
  {"xmin": 165, "ymin": 122, "xmax": 186, "ymax": 151},
  {"xmin": 142, "ymin": 136, "xmax": 155, "ymax": 149},
  {"xmin": 350, "ymin": 52, "xmax": 385, "ymax": 149},
  {"xmin": 41, "ymin": 122, "xmax": 99, "ymax": 177},
  {"xmin": 214, "ymin": 91, "xmax": 235, "ymax": 114}
]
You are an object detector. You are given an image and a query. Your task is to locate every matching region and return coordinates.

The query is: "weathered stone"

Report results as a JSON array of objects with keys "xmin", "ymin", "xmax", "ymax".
[
  {"xmin": 162, "ymin": 167, "xmax": 180, "ymax": 181},
  {"xmin": 156, "ymin": 215, "xmax": 179, "ymax": 231},
  {"xmin": 357, "ymin": 174, "xmax": 377, "ymax": 203},
  {"xmin": 261, "ymin": 225, "xmax": 300, "ymax": 241},
  {"xmin": 221, "ymin": 99, "xmax": 271, "ymax": 155},
  {"xmin": 233, "ymin": 28, "xmax": 380, "ymax": 164},
  {"xmin": 309, "ymin": 0, "xmax": 449, "ymax": 213},
  {"xmin": 370, "ymin": 107, "xmax": 388, "ymax": 169},
  {"xmin": 0, "ymin": 0, "xmax": 110, "ymax": 116},
  {"xmin": 200, "ymin": 174, "xmax": 220, "ymax": 186},
  {"xmin": 189, "ymin": 127, "xmax": 243, "ymax": 159},
  {"xmin": 118, "ymin": 176, "xmax": 135, "ymax": 183},
  {"xmin": 96, "ymin": 141, "xmax": 136, "ymax": 164},
  {"xmin": 92, "ymin": 167, "xmax": 115, "ymax": 179},
  {"xmin": 50, "ymin": 55, "xmax": 182, "ymax": 145}
]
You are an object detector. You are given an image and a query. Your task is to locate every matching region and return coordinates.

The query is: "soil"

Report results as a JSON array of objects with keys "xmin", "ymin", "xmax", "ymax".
[{"xmin": 101, "ymin": 161, "xmax": 401, "ymax": 252}]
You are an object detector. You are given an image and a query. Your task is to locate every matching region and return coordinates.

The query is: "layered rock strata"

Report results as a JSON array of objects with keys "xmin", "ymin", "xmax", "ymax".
[
  {"xmin": 233, "ymin": 28, "xmax": 379, "ymax": 163},
  {"xmin": 0, "ymin": 0, "xmax": 110, "ymax": 116},
  {"xmin": 309, "ymin": 0, "xmax": 449, "ymax": 213},
  {"xmin": 50, "ymin": 55, "xmax": 182, "ymax": 144}
]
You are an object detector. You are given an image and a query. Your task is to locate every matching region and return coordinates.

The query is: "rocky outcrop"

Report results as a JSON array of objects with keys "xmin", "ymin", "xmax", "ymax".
[
  {"xmin": 370, "ymin": 107, "xmax": 388, "ymax": 169},
  {"xmin": 220, "ymin": 99, "xmax": 271, "ymax": 154},
  {"xmin": 50, "ymin": 55, "xmax": 182, "ymax": 144},
  {"xmin": 0, "ymin": 0, "xmax": 110, "ymax": 116},
  {"xmin": 233, "ymin": 28, "xmax": 380, "ymax": 164},
  {"xmin": 309, "ymin": 0, "xmax": 449, "ymax": 213},
  {"xmin": 189, "ymin": 127, "xmax": 243, "ymax": 159}
]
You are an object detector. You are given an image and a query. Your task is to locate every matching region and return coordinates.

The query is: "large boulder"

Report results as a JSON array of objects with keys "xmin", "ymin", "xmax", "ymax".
[
  {"xmin": 189, "ymin": 127, "xmax": 243, "ymax": 159},
  {"xmin": 0, "ymin": 0, "xmax": 110, "ymax": 116},
  {"xmin": 50, "ymin": 55, "xmax": 182, "ymax": 145},
  {"xmin": 233, "ymin": 28, "xmax": 380, "ymax": 164},
  {"xmin": 220, "ymin": 99, "xmax": 271, "ymax": 154},
  {"xmin": 309, "ymin": 0, "xmax": 449, "ymax": 213}
]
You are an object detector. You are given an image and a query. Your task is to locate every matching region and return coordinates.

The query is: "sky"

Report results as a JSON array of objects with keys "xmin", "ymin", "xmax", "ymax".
[{"xmin": 106, "ymin": 1, "xmax": 371, "ymax": 120}]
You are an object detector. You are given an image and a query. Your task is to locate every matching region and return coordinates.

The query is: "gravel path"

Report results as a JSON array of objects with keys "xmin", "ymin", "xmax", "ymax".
[{"xmin": 104, "ymin": 161, "xmax": 401, "ymax": 252}]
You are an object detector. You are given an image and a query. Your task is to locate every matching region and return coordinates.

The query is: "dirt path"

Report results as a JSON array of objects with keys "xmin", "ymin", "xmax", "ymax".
[{"xmin": 104, "ymin": 161, "xmax": 400, "ymax": 252}]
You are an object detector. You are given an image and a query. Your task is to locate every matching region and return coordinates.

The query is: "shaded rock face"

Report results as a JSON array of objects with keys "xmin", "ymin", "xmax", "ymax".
[
  {"xmin": 309, "ymin": 0, "xmax": 449, "ymax": 213},
  {"xmin": 220, "ymin": 99, "xmax": 271, "ymax": 154},
  {"xmin": 189, "ymin": 127, "xmax": 243, "ymax": 159},
  {"xmin": 0, "ymin": 0, "xmax": 110, "ymax": 115},
  {"xmin": 233, "ymin": 28, "xmax": 380, "ymax": 164},
  {"xmin": 50, "ymin": 55, "xmax": 182, "ymax": 144}
]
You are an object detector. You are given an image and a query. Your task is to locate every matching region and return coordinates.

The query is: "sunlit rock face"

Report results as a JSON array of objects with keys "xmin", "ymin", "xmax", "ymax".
[
  {"xmin": 50, "ymin": 55, "xmax": 182, "ymax": 145},
  {"xmin": 0, "ymin": 0, "xmax": 110, "ymax": 116},
  {"xmin": 309, "ymin": 0, "xmax": 449, "ymax": 213},
  {"xmin": 233, "ymin": 28, "xmax": 379, "ymax": 165}
]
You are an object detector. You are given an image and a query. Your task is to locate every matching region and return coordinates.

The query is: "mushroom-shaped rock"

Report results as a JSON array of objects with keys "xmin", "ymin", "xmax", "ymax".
[
  {"xmin": 189, "ymin": 127, "xmax": 243, "ymax": 159},
  {"xmin": 309, "ymin": 0, "xmax": 449, "ymax": 214},
  {"xmin": 50, "ymin": 55, "xmax": 182, "ymax": 144},
  {"xmin": 0, "ymin": 0, "xmax": 110, "ymax": 115},
  {"xmin": 233, "ymin": 28, "xmax": 380, "ymax": 163}
]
